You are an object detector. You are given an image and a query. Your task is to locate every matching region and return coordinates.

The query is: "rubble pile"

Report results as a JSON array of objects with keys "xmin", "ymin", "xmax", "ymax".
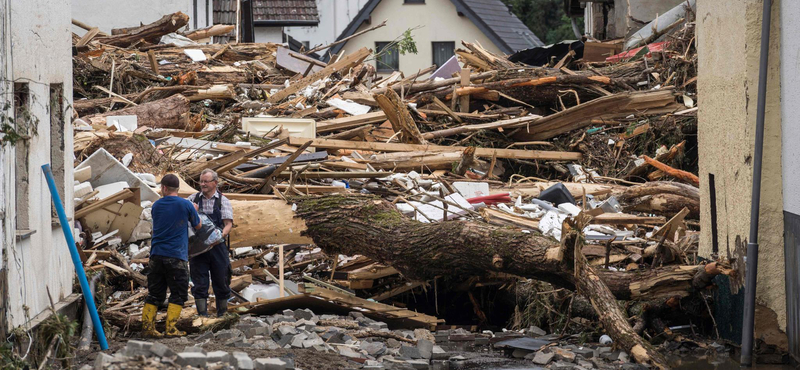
[{"xmin": 67, "ymin": 9, "xmax": 729, "ymax": 370}]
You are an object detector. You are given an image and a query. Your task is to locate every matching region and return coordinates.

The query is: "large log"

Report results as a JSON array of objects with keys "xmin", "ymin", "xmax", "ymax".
[
  {"xmin": 95, "ymin": 12, "xmax": 190, "ymax": 47},
  {"xmin": 291, "ymin": 195, "xmax": 704, "ymax": 368},
  {"xmin": 617, "ymin": 181, "xmax": 700, "ymax": 218},
  {"xmin": 81, "ymin": 94, "xmax": 190, "ymax": 129}
]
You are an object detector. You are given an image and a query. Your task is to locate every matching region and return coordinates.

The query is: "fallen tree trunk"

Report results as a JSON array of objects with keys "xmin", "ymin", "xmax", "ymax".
[
  {"xmin": 95, "ymin": 12, "xmax": 190, "ymax": 47},
  {"xmin": 616, "ymin": 181, "xmax": 700, "ymax": 218},
  {"xmin": 566, "ymin": 221, "xmax": 668, "ymax": 369},
  {"xmin": 81, "ymin": 94, "xmax": 190, "ymax": 129},
  {"xmin": 291, "ymin": 195, "xmax": 705, "ymax": 368}
]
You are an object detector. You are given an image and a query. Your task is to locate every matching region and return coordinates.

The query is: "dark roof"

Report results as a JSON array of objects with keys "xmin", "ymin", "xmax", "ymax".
[
  {"xmin": 327, "ymin": 0, "xmax": 542, "ymax": 60},
  {"xmin": 451, "ymin": 0, "xmax": 544, "ymax": 52},
  {"xmin": 252, "ymin": 0, "xmax": 320, "ymax": 26},
  {"xmin": 213, "ymin": 0, "xmax": 238, "ymax": 43}
]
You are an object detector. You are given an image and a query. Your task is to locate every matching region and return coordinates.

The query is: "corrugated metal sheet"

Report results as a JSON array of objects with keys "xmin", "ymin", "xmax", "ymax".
[{"xmin": 784, "ymin": 210, "xmax": 800, "ymax": 358}]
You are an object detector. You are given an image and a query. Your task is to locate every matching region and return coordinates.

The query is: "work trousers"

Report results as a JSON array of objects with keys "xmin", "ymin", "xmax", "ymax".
[
  {"xmin": 145, "ymin": 255, "xmax": 189, "ymax": 306},
  {"xmin": 190, "ymin": 243, "xmax": 232, "ymax": 300}
]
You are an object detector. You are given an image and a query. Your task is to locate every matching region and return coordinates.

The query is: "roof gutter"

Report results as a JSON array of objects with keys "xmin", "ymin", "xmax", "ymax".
[
  {"xmin": 253, "ymin": 20, "xmax": 320, "ymax": 27},
  {"xmin": 740, "ymin": 0, "xmax": 774, "ymax": 366}
]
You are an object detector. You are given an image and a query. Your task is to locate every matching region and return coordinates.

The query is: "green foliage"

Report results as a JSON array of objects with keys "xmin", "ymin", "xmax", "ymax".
[
  {"xmin": 0, "ymin": 342, "xmax": 28, "ymax": 370},
  {"xmin": 501, "ymin": 0, "xmax": 584, "ymax": 45},
  {"xmin": 38, "ymin": 312, "xmax": 79, "ymax": 365},
  {"xmin": 398, "ymin": 29, "xmax": 418, "ymax": 55}
]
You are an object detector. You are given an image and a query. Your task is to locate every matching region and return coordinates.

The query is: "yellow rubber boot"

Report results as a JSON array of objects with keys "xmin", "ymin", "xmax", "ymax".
[
  {"xmin": 141, "ymin": 303, "xmax": 163, "ymax": 338},
  {"xmin": 164, "ymin": 303, "xmax": 186, "ymax": 337}
]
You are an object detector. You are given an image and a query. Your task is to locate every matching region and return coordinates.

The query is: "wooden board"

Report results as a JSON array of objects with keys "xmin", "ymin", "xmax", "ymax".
[
  {"xmin": 229, "ymin": 200, "xmax": 314, "ymax": 248},
  {"xmin": 287, "ymin": 136, "xmax": 582, "ymax": 161},
  {"xmin": 316, "ymin": 111, "xmax": 387, "ymax": 133},
  {"xmin": 269, "ymin": 48, "xmax": 371, "ymax": 103}
]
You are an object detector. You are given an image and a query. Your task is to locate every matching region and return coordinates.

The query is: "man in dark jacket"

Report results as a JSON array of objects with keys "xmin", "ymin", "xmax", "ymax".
[
  {"xmin": 187, "ymin": 169, "xmax": 234, "ymax": 317},
  {"xmin": 143, "ymin": 174, "xmax": 201, "ymax": 338}
]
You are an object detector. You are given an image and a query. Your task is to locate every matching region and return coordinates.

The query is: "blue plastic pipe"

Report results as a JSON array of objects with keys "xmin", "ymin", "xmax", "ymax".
[{"xmin": 41, "ymin": 164, "xmax": 108, "ymax": 350}]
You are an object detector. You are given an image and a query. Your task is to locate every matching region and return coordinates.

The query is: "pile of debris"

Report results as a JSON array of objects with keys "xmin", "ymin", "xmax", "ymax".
[{"xmin": 66, "ymin": 7, "xmax": 725, "ymax": 370}]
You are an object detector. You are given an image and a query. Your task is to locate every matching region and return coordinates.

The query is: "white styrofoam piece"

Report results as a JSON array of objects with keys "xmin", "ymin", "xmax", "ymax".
[
  {"xmin": 453, "ymin": 181, "xmax": 490, "ymax": 199},
  {"xmin": 409, "ymin": 193, "xmax": 473, "ymax": 223},
  {"xmin": 94, "ymin": 181, "xmax": 131, "ymax": 200},
  {"xmin": 183, "ymin": 49, "xmax": 207, "ymax": 62},
  {"xmin": 121, "ymin": 153, "xmax": 133, "ymax": 167},
  {"xmin": 539, "ymin": 211, "xmax": 568, "ymax": 240},
  {"xmin": 106, "ymin": 115, "xmax": 137, "ymax": 132},
  {"xmin": 327, "ymin": 98, "xmax": 371, "ymax": 116},
  {"xmin": 74, "ymin": 166, "xmax": 92, "ymax": 182},
  {"xmin": 75, "ymin": 148, "xmax": 160, "ymax": 202},
  {"xmin": 241, "ymin": 283, "xmax": 281, "ymax": 302},
  {"xmin": 558, "ymin": 203, "xmax": 582, "ymax": 216},
  {"xmin": 74, "ymin": 182, "xmax": 94, "ymax": 198}
]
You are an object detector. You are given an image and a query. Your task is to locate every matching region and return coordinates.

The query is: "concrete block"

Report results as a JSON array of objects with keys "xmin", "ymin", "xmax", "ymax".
[
  {"xmin": 511, "ymin": 348, "xmax": 532, "ymax": 359},
  {"xmin": 386, "ymin": 338, "xmax": 401, "ymax": 348},
  {"xmin": 277, "ymin": 334, "xmax": 295, "ymax": 348},
  {"xmin": 573, "ymin": 347, "xmax": 594, "ymax": 359},
  {"xmin": 124, "ymin": 340, "xmax": 152, "ymax": 357},
  {"xmin": 532, "ymin": 350, "xmax": 555, "ymax": 365},
  {"xmin": 246, "ymin": 326, "xmax": 272, "ymax": 338},
  {"xmin": 206, "ymin": 350, "xmax": 232, "ymax": 364},
  {"xmin": 577, "ymin": 359, "xmax": 594, "ymax": 369},
  {"xmin": 303, "ymin": 338, "xmax": 324, "ymax": 348},
  {"xmin": 176, "ymin": 352, "xmax": 207, "ymax": 368},
  {"xmin": 94, "ymin": 353, "xmax": 114, "ymax": 370},
  {"xmin": 349, "ymin": 311, "xmax": 365, "ymax": 319},
  {"xmin": 430, "ymin": 346, "xmax": 448, "ymax": 361},
  {"xmin": 339, "ymin": 347, "xmax": 364, "ymax": 359},
  {"xmin": 196, "ymin": 331, "xmax": 215, "ymax": 341},
  {"xmin": 182, "ymin": 345, "xmax": 205, "ymax": 354},
  {"xmin": 294, "ymin": 308, "xmax": 315, "ymax": 321},
  {"xmin": 367, "ymin": 322, "xmax": 388, "ymax": 330},
  {"xmin": 290, "ymin": 333, "xmax": 308, "ymax": 348},
  {"xmin": 149, "ymin": 342, "xmax": 176, "ymax": 358},
  {"xmin": 254, "ymin": 358, "xmax": 288, "ymax": 370},
  {"xmin": 416, "ymin": 339, "xmax": 433, "ymax": 359},
  {"xmin": 526, "ymin": 326, "xmax": 547, "ymax": 337},
  {"xmin": 232, "ymin": 352, "xmax": 254, "ymax": 370},
  {"xmin": 282, "ymin": 309, "xmax": 295, "ymax": 318},
  {"xmin": 277, "ymin": 326, "xmax": 298, "ymax": 337},
  {"xmin": 405, "ymin": 359, "xmax": 430, "ymax": 369},
  {"xmin": 360, "ymin": 341, "xmax": 387, "ymax": 356},
  {"xmin": 400, "ymin": 345, "xmax": 422, "ymax": 359},
  {"xmin": 552, "ymin": 360, "xmax": 577, "ymax": 370}
]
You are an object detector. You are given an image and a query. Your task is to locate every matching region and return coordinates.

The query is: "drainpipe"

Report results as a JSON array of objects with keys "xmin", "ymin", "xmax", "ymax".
[{"xmin": 741, "ymin": 0, "xmax": 773, "ymax": 366}]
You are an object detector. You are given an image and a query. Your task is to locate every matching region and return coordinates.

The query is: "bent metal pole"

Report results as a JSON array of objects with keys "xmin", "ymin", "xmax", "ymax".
[
  {"xmin": 741, "ymin": 0, "xmax": 773, "ymax": 366},
  {"xmin": 42, "ymin": 164, "xmax": 109, "ymax": 350}
]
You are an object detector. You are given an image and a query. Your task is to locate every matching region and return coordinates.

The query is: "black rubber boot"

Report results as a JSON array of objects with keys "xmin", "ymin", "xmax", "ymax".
[
  {"xmin": 216, "ymin": 299, "xmax": 228, "ymax": 317},
  {"xmin": 196, "ymin": 298, "xmax": 208, "ymax": 317}
]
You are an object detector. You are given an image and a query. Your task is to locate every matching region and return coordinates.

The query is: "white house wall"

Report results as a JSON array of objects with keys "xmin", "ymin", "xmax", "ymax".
[
  {"xmin": 71, "ymin": 0, "xmax": 208, "ymax": 35},
  {"xmin": 284, "ymin": 0, "xmax": 368, "ymax": 50},
  {"xmin": 337, "ymin": 0, "xmax": 504, "ymax": 75},
  {"xmin": 254, "ymin": 27, "xmax": 283, "ymax": 44},
  {"xmin": 7, "ymin": 0, "xmax": 74, "ymax": 329}
]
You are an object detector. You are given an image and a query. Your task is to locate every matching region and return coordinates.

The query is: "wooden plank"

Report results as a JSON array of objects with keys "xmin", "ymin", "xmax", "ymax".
[
  {"xmin": 592, "ymin": 213, "xmax": 667, "ymax": 225},
  {"xmin": 348, "ymin": 265, "xmax": 399, "ymax": 280},
  {"xmin": 287, "ymin": 136, "xmax": 581, "ymax": 161},
  {"xmin": 75, "ymin": 189, "xmax": 135, "ymax": 219},
  {"xmin": 316, "ymin": 111, "xmax": 387, "ymax": 133},
  {"xmin": 76, "ymin": 27, "xmax": 100, "ymax": 47},
  {"xmin": 652, "ymin": 207, "xmax": 690, "ymax": 240},
  {"xmin": 459, "ymin": 68, "xmax": 470, "ymax": 113},
  {"xmin": 231, "ymin": 256, "xmax": 257, "ymax": 269},
  {"xmin": 431, "ymin": 97, "xmax": 462, "ymax": 123},
  {"xmin": 480, "ymin": 208, "xmax": 539, "ymax": 230},
  {"xmin": 269, "ymin": 48, "xmax": 371, "ymax": 103},
  {"xmin": 370, "ymin": 282, "xmax": 424, "ymax": 301}
]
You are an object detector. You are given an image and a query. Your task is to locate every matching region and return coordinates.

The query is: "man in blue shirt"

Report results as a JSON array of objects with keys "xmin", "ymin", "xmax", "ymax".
[{"xmin": 142, "ymin": 174, "xmax": 201, "ymax": 338}]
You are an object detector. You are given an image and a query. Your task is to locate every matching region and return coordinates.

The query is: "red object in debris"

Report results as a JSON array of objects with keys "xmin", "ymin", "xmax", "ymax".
[
  {"xmin": 605, "ymin": 42, "xmax": 668, "ymax": 63},
  {"xmin": 467, "ymin": 193, "xmax": 511, "ymax": 205}
]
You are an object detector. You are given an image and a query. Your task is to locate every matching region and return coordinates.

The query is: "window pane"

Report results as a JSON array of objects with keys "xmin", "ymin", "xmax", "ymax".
[
  {"xmin": 376, "ymin": 42, "xmax": 399, "ymax": 72},
  {"xmin": 432, "ymin": 42, "xmax": 455, "ymax": 69}
]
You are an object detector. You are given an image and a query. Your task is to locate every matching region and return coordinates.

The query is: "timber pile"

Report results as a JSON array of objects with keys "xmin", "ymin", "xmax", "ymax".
[{"xmin": 69, "ymin": 13, "xmax": 719, "ymax": 369}]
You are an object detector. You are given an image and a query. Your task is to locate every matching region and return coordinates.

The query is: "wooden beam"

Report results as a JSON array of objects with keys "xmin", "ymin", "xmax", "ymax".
[
  {"xmin": 459, "ymin": 68, "xmax": 471, "ymax": 113},
  {"xmin": 316, "ymin": 111, "xmax": 387, "ymax": 133},
  {"xmin": 75, "ymin": 189, "xmax": 135, "ymax": 219},
  {"xmin": 370, "ymin": 282, "xmax": 424, "ymax": 301},
  {"xmin": 287, "ymin": 136, "xmax": 582, "ymax": 161}
]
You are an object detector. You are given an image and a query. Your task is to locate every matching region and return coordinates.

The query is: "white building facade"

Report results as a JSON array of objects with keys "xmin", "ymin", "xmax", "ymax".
[{"xmin": 1, "ymin": 0, "xmax": 75, "ymax": 336}]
